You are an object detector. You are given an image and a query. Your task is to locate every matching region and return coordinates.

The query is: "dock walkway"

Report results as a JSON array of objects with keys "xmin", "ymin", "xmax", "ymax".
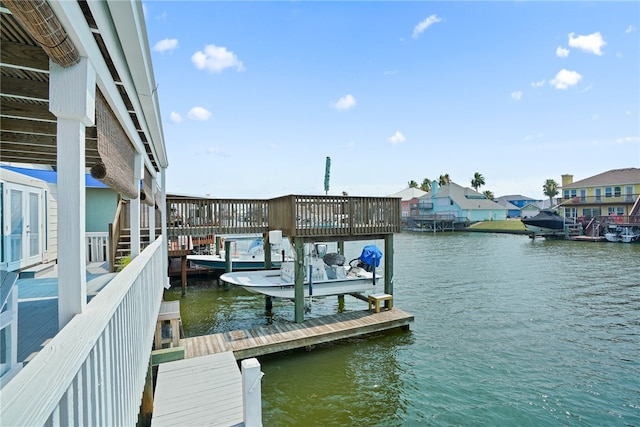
[
  {"xmin": 180, "ymin": 308, "xmax": 414, "ymax": 360},
  {"xmin": 152, "ymin": 351, "xmax": 243, "ymax": 427}
]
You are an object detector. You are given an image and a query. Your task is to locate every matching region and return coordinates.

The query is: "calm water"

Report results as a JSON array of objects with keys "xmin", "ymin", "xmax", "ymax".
[{"xmin": 165, "ymin": 232, "xmax": 640, "ymax": 426}]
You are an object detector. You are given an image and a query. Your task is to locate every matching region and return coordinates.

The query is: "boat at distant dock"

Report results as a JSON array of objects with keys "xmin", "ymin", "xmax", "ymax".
[
  {"xmin": 521, "ymin": 209, "xmax": 575, "ymax": 234},
  {"xmin": 604, "ymin": 226, "xmax": 640, "ymax": 243},
  {"xmin": 188, "ymin": 237, "xmax": 292, "ymax": 271}
]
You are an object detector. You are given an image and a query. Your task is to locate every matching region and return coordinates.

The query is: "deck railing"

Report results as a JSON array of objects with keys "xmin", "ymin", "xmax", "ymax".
[
  {"xmin": 558, "ymin": 194, "xmax": 638, "ymax": 205},
  {"xmin": 86, "ymin": 232, "xmax": 109, "ymax": 262},
  {"xmin": 166, "ymin": 195, "xmax": 401, "ymax": 245},
  {"xmin": 0, "ymin": 237, "xmax": 165, "ymax": 426}
]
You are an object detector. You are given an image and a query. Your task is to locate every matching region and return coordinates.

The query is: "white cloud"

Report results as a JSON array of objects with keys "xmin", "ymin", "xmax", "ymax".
[
  {"xmin": 332, "ymin": 94, "xmax": 356, "ymax": 111},
  {"xmin": 625, "ymin": 25, "xmax": 636, "ymax": 34},
  {"xmin": 412, "ymin": 15, "xmax": 442, "ymax": 39},
  {"xmin": 617, "ymin": 136, "xmax": 640, "ymax": 143},
  {"xmin": 531, "ymin": 80, "xmax": 545, "ymax": 88},
  {"xmin": 511, "ymin": 91, "xmax": 523, "ymax": 101},
  {"xmin": 153, "ymin": 38, "xmax": 178, "ymax": 53},
  {"xmin": 556, "ymin": 46, "xmax": 569, "ymax": 58},
  {"xmin": 388, "ymin": 131, "xmax": 406, "ymax": 145},
  {"xmin": 169, "ymin": 111, "xmax": 182, "ymax": 123},
  {"xmin": 550, "ymin": 69, "xmax": 582, "ymax": 89},
  {"xmin": 568, "ymin": 32, "xmax": 606, "ymax": 55},
  {"xmin": 187, "ymin": 107, "xmax": 212, "ymax": 121},
  {"xmin": 192, "ymin": 44, "xmax": 245, "ymax": 73}
]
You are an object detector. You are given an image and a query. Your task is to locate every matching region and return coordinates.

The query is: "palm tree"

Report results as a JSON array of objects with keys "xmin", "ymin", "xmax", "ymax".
[
  {"xmin": 420, "ymin": 178, "xmax": 431, "ymax": 192},
  {"xmin": 483, "ymin": 190, "xmax": 494, "ymax": 200},
  {"xmin": 438, "ymin": 174, "xmax": 450, "ymax": 186},
  {"xmin": 471, "ymin": 172, "xmax": 485, "ymax": 191},
  {"xmin": 408, "ymin": 180, "xmax": 418, "ymax": 188},
  {"xmin": 543, "ymin": 179, "xmax": 559, "ymax": 206}
]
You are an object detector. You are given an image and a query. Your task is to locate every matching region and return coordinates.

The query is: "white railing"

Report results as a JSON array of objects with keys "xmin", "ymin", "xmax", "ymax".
[
  {"xmin": 87, "ymin": 232, "xmax": 109, "ymax": 263},
  {"xmin": 0, "ymin": 237, "xmax": 166, "ymax": 426}
]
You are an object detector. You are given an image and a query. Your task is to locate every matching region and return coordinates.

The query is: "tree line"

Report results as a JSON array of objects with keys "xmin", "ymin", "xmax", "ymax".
[
  {"xmin": 407, "ymin": 173, "xmax": 561, "ymax": 206},
  {"xmin": 407, "ymin": 172, "xmax": 493, "ymax": 200}
]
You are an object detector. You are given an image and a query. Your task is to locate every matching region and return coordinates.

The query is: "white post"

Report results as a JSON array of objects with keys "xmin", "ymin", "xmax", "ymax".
[
  {"xmin": 160, "ymin": 168, "xmax": 169, "ymax": 288},
  {"xmin": 148, "ymin": 177, "xmax": 156, "ymax": 242},
  {"xmin": 241, "ymin": 358, "xmax": 263, "ymax": 427},
  {"xmin": 50, "ymin": 57, "xmax": 95, "ymax": 328},
  {"xmin": 130, "ymin": 154, "xmax": 142, "ymax": 259}
]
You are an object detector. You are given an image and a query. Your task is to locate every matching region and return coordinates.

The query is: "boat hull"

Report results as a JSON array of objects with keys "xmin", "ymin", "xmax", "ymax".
[
  {"xmin": 219, "ymin": 269, "xmax": 381, "ymax": 299},
  {"xmin": 522, "ymin": 210, "xmax": 574, "ymax": 234}
]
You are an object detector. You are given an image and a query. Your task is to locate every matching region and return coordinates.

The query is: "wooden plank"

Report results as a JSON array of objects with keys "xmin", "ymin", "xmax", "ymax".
[
  {"xmin": 0, "ymin": 41, "xmax": 49, "ymax": 70},
  {"xmin": 1, "ymin": 75, "xmax": 49, "ymax": 100}
]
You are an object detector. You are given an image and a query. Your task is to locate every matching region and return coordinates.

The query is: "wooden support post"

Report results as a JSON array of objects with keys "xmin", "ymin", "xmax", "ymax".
[
  {"xmin": 265, "ymin": 296, "xmax": 273, "ymax": 313},
  {"xmin": 216, "ymin": 236, "xmax": 221, "ymax": 255},
  {"xmin": 384, "ymin": 234, "xmax": 394, "ymax": 309},
  {"xmin": 181, "ymin": 255, "xmax": 187, "ymax": 296},
  {"xmin": 264, "ymin": 232, "xmax": 272, "ymax": 269},
  {"xmin": 294, "ymin": 237, "xmax": 305, "ymax": 323},
  {"xmin": 337, "ymin": 294, "xmax": 345, "ymax": 312},
  {"xmin": 337, "ymin": 241, "xmax": 344, "ymax": 255},
  {"xmin": 224, "ymin": 239, "xmax": 232, "ymax": 290}
]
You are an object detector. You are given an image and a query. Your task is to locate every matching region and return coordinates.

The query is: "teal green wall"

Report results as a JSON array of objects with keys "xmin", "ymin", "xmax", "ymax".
[{"xmin": 86, "ymin": 188, "xmax": 118, "ymax": 232}]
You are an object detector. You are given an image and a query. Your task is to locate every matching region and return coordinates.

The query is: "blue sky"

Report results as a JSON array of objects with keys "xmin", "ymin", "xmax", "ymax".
[{"xmin": 144, "ymin": 1, "xmax": 639, "ymax": 200}]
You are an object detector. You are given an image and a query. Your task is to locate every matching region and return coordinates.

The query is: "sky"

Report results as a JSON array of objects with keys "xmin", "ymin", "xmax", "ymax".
[{"xmin": 143, "ymin": 1, "xmax": 639, "ymax": 201}]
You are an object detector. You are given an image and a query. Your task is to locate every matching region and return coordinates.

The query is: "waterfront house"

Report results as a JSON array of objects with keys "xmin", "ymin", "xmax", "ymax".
[
  {"xmin": 494, "ymin": 195, "xmax": 540, "ymax": 218},
  {"xmin": 0, "ymin": 1, "xmax": 170, "ymax": 425},
  {"xmin": 388, "ymin": 187, "xmax": 427, "ymax": 218},
  {"xmin": 413, "ymin": 181, "xmax": 507, "ymax": 223},
  {"xmin": 558, "ymin": 168, "xmax": 640, "ymax": 221}
]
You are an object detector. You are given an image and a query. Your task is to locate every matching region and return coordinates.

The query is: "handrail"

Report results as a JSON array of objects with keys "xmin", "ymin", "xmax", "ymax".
[
  {"xmin": 0, "ymin": 237, "xmax": 165, "ymax": 426},
  {"xmin": 109, "ymin": 198, "xmax": 126, "ymax": 272}
]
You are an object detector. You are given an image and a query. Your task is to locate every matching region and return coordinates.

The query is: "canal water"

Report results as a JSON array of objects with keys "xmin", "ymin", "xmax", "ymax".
[{"xmin": 165, "ymin": 232, "xmax": 640, "ymax": 426}]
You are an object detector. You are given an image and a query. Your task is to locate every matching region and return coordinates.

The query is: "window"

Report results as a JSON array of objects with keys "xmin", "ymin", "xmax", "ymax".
[
  {"xmin": 565, "ymin": 207, "xmax": 577, "ymax": 219},
  {"xmin": 617, "ymin": 207, "xmax": 624, "ymax": 216},
  {"xmin": 605, "ymin": 187, "xmax": 612, "ymax": 198},
  {"xmin": 607, "ymin": 207, "xmax": 615, "ymax": 215},
  {"xmin": 579, "ymin": 189, "xmax": 586, "ymax": 202},
  {"xmin": 563, "ymin": 190, "xmax": 570, "ymax": 199},
  {"xmin": 625, "ymin": 186, "xmax": 633, "ymax": 202},
  {"xmin": 614, "ymin": 187, "xmax": 621, "ymax": 197},
  {"xmin": 595, "ymin": 188, "xmax": 602, "ymax": 202}
]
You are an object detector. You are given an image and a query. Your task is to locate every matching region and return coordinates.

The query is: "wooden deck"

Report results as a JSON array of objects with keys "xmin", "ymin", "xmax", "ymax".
[
  {"xmin": 180, "ymin": 308, "xmax": 414, "ymax": 360},
  {"xmin": 152, "ymin": 351, "xmax": 244, "ymax": 427}
]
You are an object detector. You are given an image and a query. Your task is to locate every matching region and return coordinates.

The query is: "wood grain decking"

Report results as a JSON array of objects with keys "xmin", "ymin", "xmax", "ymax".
[
  {"xmin": 152, "ymin": 351, "xmax": 243, "ymax": 427},
  {"xmin": 181, "ymin": 308, "xmax": 414, "ymax": 360}
]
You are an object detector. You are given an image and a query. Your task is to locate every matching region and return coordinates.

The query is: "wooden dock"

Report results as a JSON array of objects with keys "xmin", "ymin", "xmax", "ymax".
[
  {"xmin": 180, "ymin": 308, "xmax": 414, "ymax": 360},
  {"xmin": 152, "ymin": 351, "xmax": 244, "ymax": 427}
]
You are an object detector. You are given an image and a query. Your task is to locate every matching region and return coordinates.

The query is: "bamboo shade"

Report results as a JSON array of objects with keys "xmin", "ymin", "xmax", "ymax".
[
  {"xmin": 91, "ymin": 91, "xmax": 138, "ymax": 199},
  {"xmin": 3, "ymin": 0, "xmax": 79, "ymax": 68},
  {"xmin": 140, "ymin": 166, "xmax": 155, "ymax": 207}
]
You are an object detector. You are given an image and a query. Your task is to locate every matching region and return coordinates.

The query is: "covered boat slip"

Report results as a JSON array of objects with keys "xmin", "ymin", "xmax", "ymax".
[{"xmin": 168, "ymin": 194, "xmax": 401, "ymax": 322}]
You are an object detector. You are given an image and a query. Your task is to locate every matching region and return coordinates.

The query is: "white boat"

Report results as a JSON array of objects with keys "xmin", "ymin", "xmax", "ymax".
[
  {"xmin": 188, "ymin": 237, "xmax": 292, "ymax": 271},
  {"xmin": 219, "ymin": 245, "xmax": 383, "ymax": 299},
  {"xmin": 605, "ymin": 227, "xmax": 640, "ymax": 243}
]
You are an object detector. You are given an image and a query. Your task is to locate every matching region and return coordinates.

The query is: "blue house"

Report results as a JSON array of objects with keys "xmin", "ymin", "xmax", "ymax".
[
  {"xmin": 494, "ymin": 195, "xmax": 540, "ymax": 218},
  {"xmin": 415, "ymin": 181, "xmax": 507, "ymax": 222}
]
